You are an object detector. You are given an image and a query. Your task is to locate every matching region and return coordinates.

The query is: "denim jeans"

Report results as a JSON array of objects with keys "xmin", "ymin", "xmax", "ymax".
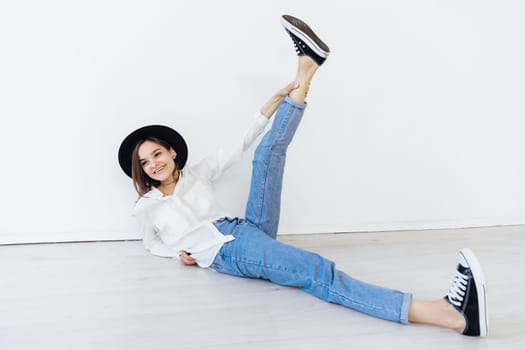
[{"xmin": 211, "ymin": 97, "xmax": 411, "ymax": 324}]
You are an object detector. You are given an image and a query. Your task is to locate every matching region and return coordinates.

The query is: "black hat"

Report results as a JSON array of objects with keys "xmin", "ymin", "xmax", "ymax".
[{"xmin": 118, "ymin": 125, "xmax": 188, "ymax": 178}]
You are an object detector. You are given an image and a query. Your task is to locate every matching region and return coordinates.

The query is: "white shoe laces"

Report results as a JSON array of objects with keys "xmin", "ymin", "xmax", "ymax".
[
  {"xmin": 293, "ymin": 42, "xmax": 301, "ymax": 55},
  {"xmin": 287, "ymin": 31, "xmax": 306, "ymax": 55},
  {"xmin": 447, "ymin": 269, "xmax": 469, "ymax": 307},
  {"xmin": 291, "ymin": 39, "xmax": 304, "ymax": 55}
]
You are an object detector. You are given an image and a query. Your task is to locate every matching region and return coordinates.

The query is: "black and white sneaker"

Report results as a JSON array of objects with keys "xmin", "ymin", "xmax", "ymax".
[
  {"xmin": 280, "ymin": 15, "xmax": 330, "ymax": 66},
  {"xmin": 445, "ymin": 248, "xmax": 489, "ymax": 337}
]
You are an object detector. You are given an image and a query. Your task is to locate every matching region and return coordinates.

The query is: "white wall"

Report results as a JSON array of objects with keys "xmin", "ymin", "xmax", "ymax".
[{"xmin": 1, "ymin": 0, "xmax": 524, "ymax": 244}]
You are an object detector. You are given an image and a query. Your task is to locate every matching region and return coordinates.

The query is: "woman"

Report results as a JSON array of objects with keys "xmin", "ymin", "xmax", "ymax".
[{"xmin": 118, "ymin": 15, "xmax": 488, "ymax": 337}]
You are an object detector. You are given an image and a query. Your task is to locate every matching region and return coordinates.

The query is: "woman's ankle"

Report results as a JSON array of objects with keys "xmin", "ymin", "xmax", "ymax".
[
  {"xmin": 296, "ymin": 56, "xmax": 319, "ymax": 79},
  {"xmin": 408, "ymin": 299, "xmax": 466, "ymax": 332},
  {"xmin": 441, "ymin": 298, "xmax": 467, "ymax": 332},
  {"xmin": 288, "ymin": 57, "xmax": 318, "ymax": 103}
]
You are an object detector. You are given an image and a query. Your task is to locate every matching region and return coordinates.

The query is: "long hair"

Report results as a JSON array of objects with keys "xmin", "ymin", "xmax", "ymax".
[{"xmin": 131, "ymin": 137, "xmax": 180, "ymax": 197}]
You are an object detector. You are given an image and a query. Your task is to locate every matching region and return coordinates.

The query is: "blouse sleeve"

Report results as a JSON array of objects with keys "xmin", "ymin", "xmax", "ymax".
[
  {"xmin": 189, "ymin": 113, "xmax": 269, "ymax": 182},
  {"xmin": 138, "ymin": 212, "xmax": 180, "ymax": 259}
]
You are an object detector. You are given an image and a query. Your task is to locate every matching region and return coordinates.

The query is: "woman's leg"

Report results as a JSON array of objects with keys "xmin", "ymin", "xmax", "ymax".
[
  {"xmin": 409, "ymin": 299, "xmax": 465, "ymax": 331},
  {"xmin": 244, "ymin": 15, "xmax": 328, "ymax": 238},
  {"xmin": 244, "ymin": 93, "xmax": 305, "ymax": 239},
  {"xmin": 244, "ymin": 57, "xmax": 319, "ymax": 238},
  {"xmin": 289, "ymin": 56, "xmax": 319, "ymax": 104},
  {"xmin": 244, "ymin": 58, "xmax": 320, "ymax": 238},
  {"xmin": 212, "ymin": 221, "xmax": 487, "ymax": 335},
  {"xmin": 212, "ymin": 221, "xmax": 411, "ymax": 324}
]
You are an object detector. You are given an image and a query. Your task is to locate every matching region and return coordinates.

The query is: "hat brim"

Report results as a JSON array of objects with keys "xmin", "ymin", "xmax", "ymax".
[{"xmin": 118, "ymin": 125, "xmax": 188, "ymax": 178}]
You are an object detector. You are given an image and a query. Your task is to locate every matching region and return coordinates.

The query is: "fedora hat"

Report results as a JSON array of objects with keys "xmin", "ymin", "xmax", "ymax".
[{"xmin": 118, "ymin": 125, "xmax": 188, "ymax": 178}]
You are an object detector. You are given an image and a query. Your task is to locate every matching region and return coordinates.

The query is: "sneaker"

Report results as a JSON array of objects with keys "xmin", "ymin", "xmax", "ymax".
[
  {"xmin": 445, "ymin": 248, "xmax": 489, "ymax": 336},
  {"xmin": 280, "ymin": 15, "xmax": 330, "ymax": 66}
]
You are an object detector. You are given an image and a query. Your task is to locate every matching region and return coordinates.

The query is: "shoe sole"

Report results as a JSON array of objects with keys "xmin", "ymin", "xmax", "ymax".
[
  {"xmin": 280, "ymin": 15, "xmax": 330, "ymax": 58},
  {"xmin": 460, "ymin": 248, "xmax": 489, "ymax": 337}
]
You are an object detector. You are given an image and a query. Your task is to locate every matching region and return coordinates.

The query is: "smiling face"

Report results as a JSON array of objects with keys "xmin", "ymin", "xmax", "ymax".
[{"xmin": 137, "ymin": 140, "xmax": 177, "ymax": 184}]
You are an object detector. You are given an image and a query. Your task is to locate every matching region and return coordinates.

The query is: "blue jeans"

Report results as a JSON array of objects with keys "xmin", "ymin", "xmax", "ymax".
[{"xmin": 211, "ymin": 97, "xmax": 411, "ymax": 324}]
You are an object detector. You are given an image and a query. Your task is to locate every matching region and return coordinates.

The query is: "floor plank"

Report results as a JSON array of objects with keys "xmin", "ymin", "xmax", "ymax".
[{"xmin": 1, "ymin": 225, "xmax": 524, "ymax": 349}]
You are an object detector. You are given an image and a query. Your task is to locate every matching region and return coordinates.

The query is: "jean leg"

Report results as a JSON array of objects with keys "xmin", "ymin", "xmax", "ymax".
[
  {"xmin": 211, "ymin": 221, "xmax": 411, "ymax": 324},
  {"xmin": 244, "ymin": 97, "xmax": 306, "ymax": 239}
]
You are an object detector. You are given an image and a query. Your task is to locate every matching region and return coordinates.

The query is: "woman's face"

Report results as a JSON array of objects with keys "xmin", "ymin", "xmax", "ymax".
[{"xmin": 138, "ymin": 140, "xmax": 177, "ymax": 183}]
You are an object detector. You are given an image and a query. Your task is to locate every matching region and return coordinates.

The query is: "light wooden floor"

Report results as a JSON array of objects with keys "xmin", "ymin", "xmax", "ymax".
[{"xmin": 1, "ymin": 225, "xmax": 524, "ymax": 350}]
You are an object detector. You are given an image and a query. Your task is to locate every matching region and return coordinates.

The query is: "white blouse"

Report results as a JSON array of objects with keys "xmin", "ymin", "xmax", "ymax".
[{"xmin": 132, "ymin": 113, "xmax": 270, "ymax": 267}]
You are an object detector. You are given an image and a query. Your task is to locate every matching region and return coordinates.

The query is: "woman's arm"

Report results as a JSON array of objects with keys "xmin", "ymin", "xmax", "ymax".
[
  {"xmin": 260, "ymin": 82, "xmax": 300, "ymax": 118},
  {"xmin": 141, "ymin": 222, "xmax": 179, "ymax": 258}
]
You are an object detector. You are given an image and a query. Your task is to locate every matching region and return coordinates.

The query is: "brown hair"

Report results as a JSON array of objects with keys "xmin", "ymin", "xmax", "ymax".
[{"xmin": 131, "ymin": 137, "xmax": 180, "ymax": 197}]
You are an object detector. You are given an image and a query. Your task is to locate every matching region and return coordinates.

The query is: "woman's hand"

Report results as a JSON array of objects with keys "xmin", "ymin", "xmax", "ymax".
[
  {"xmin": 260, "ymin": 82, "xmax": 300, "ymax": 118},
  {"xmin": 179, "ymin": 251, "xmax": 197, "ymax": 266}
]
